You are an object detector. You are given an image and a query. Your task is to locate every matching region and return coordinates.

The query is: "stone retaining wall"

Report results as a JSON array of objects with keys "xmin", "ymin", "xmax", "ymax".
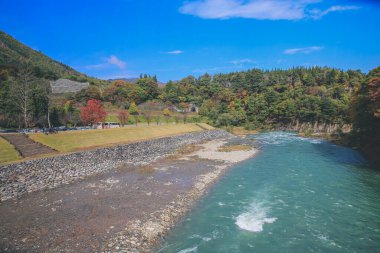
[
  {"xmin": 0, "ymin": 130, "xmax": 232, "ymax": 202},
  {"xmin": 278, "ymin": 122, "xmax": 352, "ymax": 134}
]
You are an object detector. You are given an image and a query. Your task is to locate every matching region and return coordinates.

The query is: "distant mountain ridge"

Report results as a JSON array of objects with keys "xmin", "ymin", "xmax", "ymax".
[
  {"xmin": 0, "ymin": 30, "xmax": 97, "ymax": 82},
  {"xmin": 108, "ymin": 77, "xmax": 139, "ymax": 83}
]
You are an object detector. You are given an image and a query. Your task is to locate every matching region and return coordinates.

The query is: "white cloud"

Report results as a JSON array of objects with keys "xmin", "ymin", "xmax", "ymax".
[
  {"xmin": 107, "ymin": 55, "xmax": 126, "ymax": 69},
  {"xmin": 309, "ymin": 5, "xmax": 361, "ymax": 19},
  {"xmin": 179, "ymin": 0, "xmax": 360, "ymax": 20},
  {"xmin": 164, "ymin": 50, "xmax": 184, "ymax": 54},
  {"xmin": 230, "ymin": 58, "xmax": 255, "ymax": 65},
  {"xmin": 283, "ymin": 46, "xmax": 323, "ymax": 55},
  {"xmin": 82, "ymin": 55, "xmax": 126, "ymax": 70}
]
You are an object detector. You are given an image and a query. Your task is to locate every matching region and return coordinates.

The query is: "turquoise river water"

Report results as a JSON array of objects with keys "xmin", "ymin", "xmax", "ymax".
[{"xmin": 159, "ymin": 132, "xmax": 380, "ymax": 253}]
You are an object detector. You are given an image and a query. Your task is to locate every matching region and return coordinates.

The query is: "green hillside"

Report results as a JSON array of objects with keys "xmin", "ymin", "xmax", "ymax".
[
  {"xmin": 0, "ymin": 30, "xmax": 108, "ymax": 128},
  {"xmin": 0, "ymin": 30, "xmax": 88, "ymax": 80}
]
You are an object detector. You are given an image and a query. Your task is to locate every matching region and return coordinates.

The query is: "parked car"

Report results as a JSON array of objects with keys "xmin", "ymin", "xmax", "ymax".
[
  {"xmin": 57, "ymin": 126, "xmax": 68, "ymax": 131},
  {"xmin": 76, "ymin": 126, "xmax": 93, "ymax": 130},
  {"xmin": 17, "ymin": 129, "xmax": 34, "ymax": 133}
]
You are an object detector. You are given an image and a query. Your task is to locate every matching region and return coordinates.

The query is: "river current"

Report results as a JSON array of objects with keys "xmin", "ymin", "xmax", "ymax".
[{"xmin": 159, "ymin": 132, "xmax": 380, "ymax": 253}]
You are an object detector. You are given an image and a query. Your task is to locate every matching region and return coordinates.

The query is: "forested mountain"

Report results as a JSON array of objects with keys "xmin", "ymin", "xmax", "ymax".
[
  {"xmin": 0, "ymin": 31, "xmax": 84, "ymax": 80},
  {"xmin": 70, "ymin": 66, "xmax": 367, "ymax": 130},
  {"xmin": 163, "ymin": 67, "xmax": 365, "ymax": 129},
  {"xmin": 0, "ymin": 30, "xmax": 106, "ymax": 128}
]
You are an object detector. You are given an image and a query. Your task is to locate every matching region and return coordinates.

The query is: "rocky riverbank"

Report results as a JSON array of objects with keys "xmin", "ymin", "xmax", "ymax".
[
  {"xmin": 276, "ymin": 121, "xmax": 352, "ymax": 134},
  {"xmin": 104, "ymin": 140, "xmax": 258, "ymax": 253},
  {"xmin": 0, "ymin": 130, "xmax": 231, "ymax": 202},
  {"xmin": 0, "ymin": 130, "xmax": 257, "ymax": 253}
]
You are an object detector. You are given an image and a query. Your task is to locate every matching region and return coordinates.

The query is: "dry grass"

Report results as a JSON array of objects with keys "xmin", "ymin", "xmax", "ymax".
[
  {"xmin": 0, "ymin": 137, "xmax": 21, "ymax": 164},
  {"xmin": 29, "ymin": 123, "xmax": 208, "ymax": 153},
  {"xmin": 163, "ymin": 143, "xmax": 204, "ymax": 161},
  {"xmin": 177, "ymin": 144, "xmax": 204, "ymax": 155},
  {"xmin": 217, "ymin": 144, "xmax": 253, "ymax": 152},
  {"xmin": 232, "ymin": 127, "xmax": 258, "ymax": 136}
]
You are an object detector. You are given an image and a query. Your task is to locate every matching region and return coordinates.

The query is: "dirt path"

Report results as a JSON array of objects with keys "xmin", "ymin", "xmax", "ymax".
[{"xmin": 0, "ymin": 133, "xmax": 56, "ymax": 158}]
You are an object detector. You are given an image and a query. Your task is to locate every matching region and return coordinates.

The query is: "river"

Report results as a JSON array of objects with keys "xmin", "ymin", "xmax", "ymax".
[{"xmin": 159, "ymin": 132, "xmax": 380, "ymax": 253}]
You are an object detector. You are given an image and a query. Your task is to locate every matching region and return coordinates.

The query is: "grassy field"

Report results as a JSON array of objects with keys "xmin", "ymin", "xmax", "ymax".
[
  {"xmin": 0, "ymin": 136, "xmax": 20, "ymax": 164},
  {"xmin": 30, "ymin": 123, "xmax": 208, "ymax": 153}
]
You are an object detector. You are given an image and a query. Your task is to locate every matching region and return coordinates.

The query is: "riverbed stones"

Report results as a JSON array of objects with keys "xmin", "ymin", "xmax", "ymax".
[{"xmin": 0, "ymin": 130, "xmax": 233, "ymax": 202}]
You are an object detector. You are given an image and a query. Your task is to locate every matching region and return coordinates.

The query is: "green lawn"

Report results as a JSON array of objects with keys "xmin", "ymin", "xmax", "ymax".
[
  {"xmin": 30, "ymin": 123, "xmax": 208, "ymax": 153},
  {"xmin": 0, "ymin": 136, "xmax": 21, "ymax": 164}
]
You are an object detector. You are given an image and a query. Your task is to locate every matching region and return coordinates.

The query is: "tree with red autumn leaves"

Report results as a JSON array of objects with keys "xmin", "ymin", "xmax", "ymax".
[{"xmin": 80, "ymin": 99, "xmax": 107, "ymax": 125}]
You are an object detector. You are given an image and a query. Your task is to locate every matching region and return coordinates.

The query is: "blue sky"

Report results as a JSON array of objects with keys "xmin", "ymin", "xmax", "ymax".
[{"xmin": 0, "ymin": 0, "xmax": 379, "ymax": 82}]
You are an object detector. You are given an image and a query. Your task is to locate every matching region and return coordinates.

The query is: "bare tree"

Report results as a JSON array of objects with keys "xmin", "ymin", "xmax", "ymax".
[
  {"xmin": 142, "ymin": 111, "xmax": 153, "ymax": 125},
  {"xmin": 139, "ymin": 101, "xmax": 157, "ymax": 126},
  {"xmin": 43, "ymin": 80, "xmax": 52, "ymax": 128},
  {"xmin": 117, "ymin": 110, "xmax": 129, "ymax": 126},
  {"xmin": 11, "ymin": 68, "xmax": 36, "ymax": 128}
]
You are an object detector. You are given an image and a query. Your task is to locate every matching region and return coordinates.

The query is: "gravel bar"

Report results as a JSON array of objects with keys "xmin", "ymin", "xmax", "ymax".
[{"xmin": 0, "ymin": 130, "xmax": 232, "ymax": 202}]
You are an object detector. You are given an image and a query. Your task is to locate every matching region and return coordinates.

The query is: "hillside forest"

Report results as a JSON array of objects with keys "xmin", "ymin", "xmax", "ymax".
[
  {"xmin": 0, "ymin": 31, "xmax": 379, "ymax": 164},
  {"xmin": 0, "ymin": 66, "xmax": 367, "ymax": 128}
]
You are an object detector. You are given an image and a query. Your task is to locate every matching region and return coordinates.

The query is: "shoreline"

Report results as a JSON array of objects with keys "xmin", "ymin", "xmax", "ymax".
[
  {"xmin": 0, "ymin": 130, "xmax": 257, "ymax": 253},
  {"xmin": 0, "ymin": 130, "xmax": 230, "ymax": 202},
  {"xmin": 105, "ymin": 139, "xmax": 258, "ymax": 253}
]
